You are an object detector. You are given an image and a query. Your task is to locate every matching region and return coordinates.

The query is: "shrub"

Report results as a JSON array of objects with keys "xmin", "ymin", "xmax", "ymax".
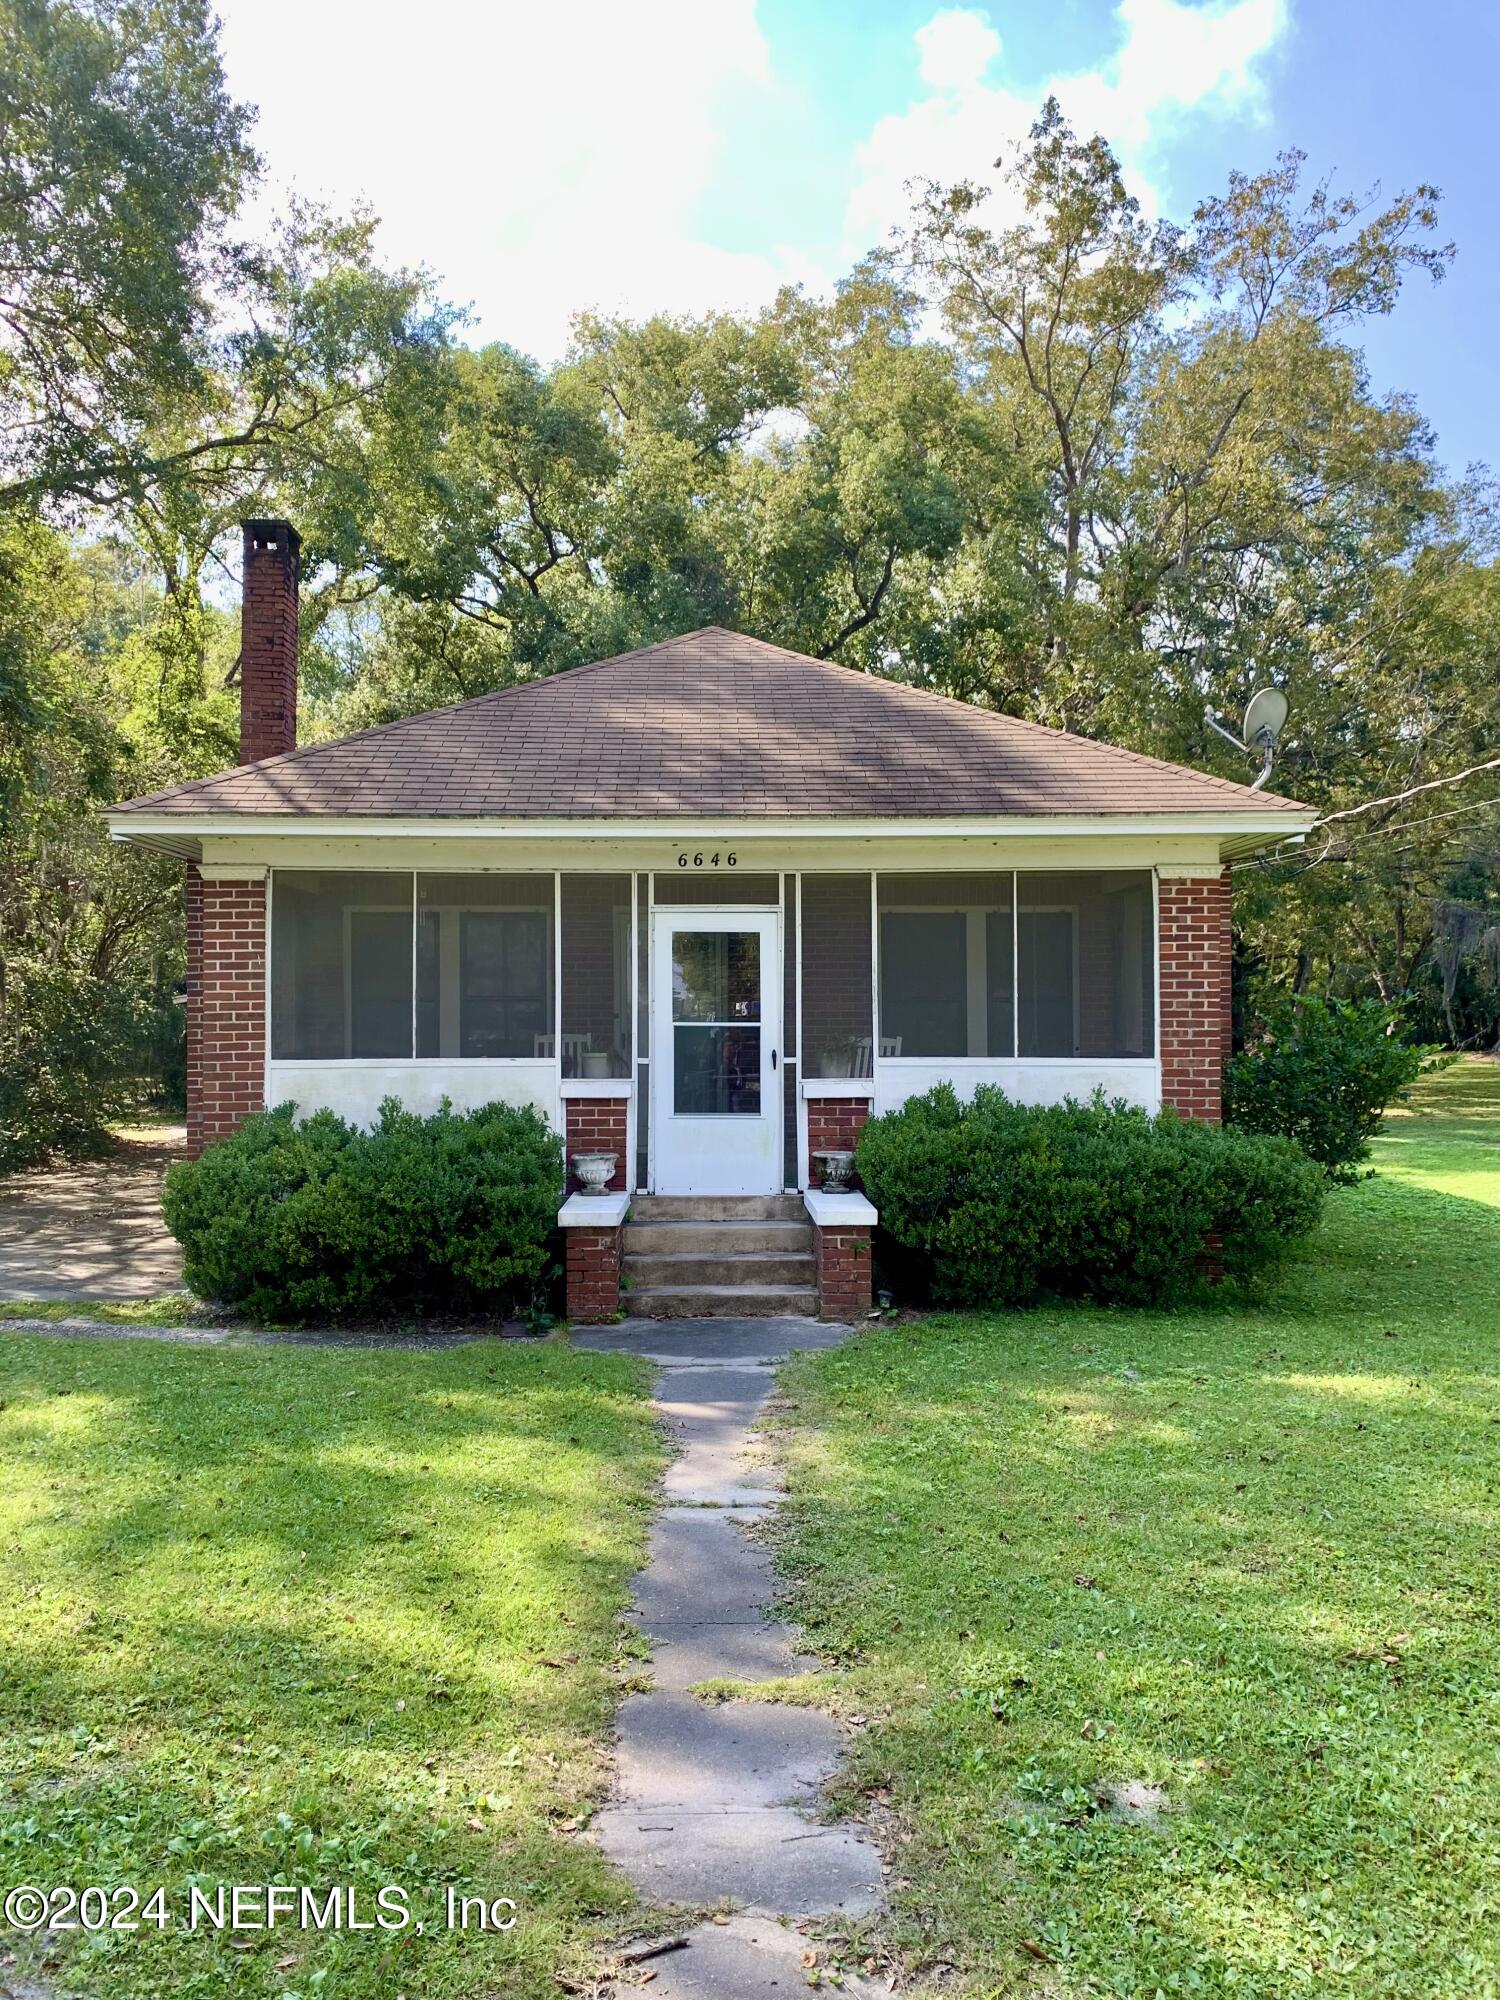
[
  {"xmin": 162, "ymin": 1097, "xmax": 563, "ymax": 1321},
  {"xmin": 1225, "ymin": 995, "xmax": 1437, "ymax": 1184},
  {"xmin": 0, "ymin": 965, "xmax": 139, "ymax": 1176},
  {"xmin": 855, "ymin": 1085, "xmax": 1324, "ymax": 1309}
]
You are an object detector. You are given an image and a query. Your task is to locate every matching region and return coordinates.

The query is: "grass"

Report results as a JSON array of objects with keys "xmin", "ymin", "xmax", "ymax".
[
  {"xmin": 0, "ymin": 1333, "xmax": 663, "ymax": 1997},
  {"xmin": 0, "ymin": 1295, "xmax": 212, "ymax": 1325},
  {"xmin": 774, "ymin": 1058, "xmax": 1500, "ymax": 1999}
]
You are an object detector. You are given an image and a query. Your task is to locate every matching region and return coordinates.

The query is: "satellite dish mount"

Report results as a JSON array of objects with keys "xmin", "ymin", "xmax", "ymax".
[{"xmin": 1206, "ymin": 687, "xmax": 1289, "ymax": 792}]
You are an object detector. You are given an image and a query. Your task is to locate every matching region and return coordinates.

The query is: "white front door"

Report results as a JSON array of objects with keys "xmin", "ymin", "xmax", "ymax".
[{"xmin": 651, "ymin": 909, "xmax": 782, "ymax": 1195}]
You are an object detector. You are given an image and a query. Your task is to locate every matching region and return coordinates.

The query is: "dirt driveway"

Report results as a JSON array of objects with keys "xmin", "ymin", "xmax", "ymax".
[{"xmin": 0, "ymin": 1128, "xmax": 184, "ymax": 1301}]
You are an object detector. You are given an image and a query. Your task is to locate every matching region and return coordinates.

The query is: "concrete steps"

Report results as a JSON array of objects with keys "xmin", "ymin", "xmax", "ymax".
[{"xmin": 623, "ymin": 1196, "xmax": 817, "ymax": 1318}]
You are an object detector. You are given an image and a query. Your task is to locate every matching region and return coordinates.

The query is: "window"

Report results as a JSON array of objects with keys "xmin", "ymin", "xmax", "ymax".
[
  {"xmin": 271, "ymin": 870, "xmax": 555, "ymax": 1061},
  {"xmin": 877, "ymin": 874, "xmax": 1014, "ymax": 1058},
  {"xmin": 801, "ymin": 875, "xmax": 873, "ymax": 1079},
  {"xmin": 870, "ymin": 870, "xmax": 1154, "ymax": 1062},
  {"xmin": 560, "ymin": 875, "xmax": 632, "ymax": 1077},
  {"xmin": 1017, "ymin": 872, "xmax": 1154, "ymax": 1058},
  {"xmin": 271, "ymin": 871, "xmax": 414, "ymax": 1060},
  {"xmin": 671, "ymin": 930, "xmax": 762, "ymax": 1114},
  {"xmin": 417, "ymin": 875, "xmax": 553, "ymax": 1058}
]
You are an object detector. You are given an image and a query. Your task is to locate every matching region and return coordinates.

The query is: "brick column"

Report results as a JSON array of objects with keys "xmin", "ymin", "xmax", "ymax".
[
  {"xmin": 186, "ymin": 866, "xmax": 268, "ymax": 1157},
  {"xmin": 563, "ymin": 1091, "xmax": 629, "ymax": 1192},
  {"xmin": 805, "ymin": 1094, "xmax": 872, "ymax": 1185},
  {"xmin": 1158, "ymin": 869, "xmax": 1232, "ymax": 1124},
  {"xmin": 805, "ymin": 1190, "xmax": 877, "ymax": 1322},
  {"xmin": 559, "ymin": 1192, "xmax": 628, "ymax": 1325}
]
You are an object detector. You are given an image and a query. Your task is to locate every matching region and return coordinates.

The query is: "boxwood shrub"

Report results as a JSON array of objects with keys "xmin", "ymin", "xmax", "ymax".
[
  {"xmin": 855, "ymin": 1085, "xmax": 1324, "ymax": 1309},
  {"xmin": 162, "ymin": 1097, "xmax": 562, "ymax": 1321}
]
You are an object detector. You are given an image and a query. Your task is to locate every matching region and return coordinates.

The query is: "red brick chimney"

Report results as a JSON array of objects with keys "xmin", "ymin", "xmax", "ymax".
[{"xmin": 239, "ymin": 518, "xmax": 301, "ymax": 763}]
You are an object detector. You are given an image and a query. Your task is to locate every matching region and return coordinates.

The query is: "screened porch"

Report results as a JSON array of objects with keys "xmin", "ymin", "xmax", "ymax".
[{"xmin": 264, "ymin": 865, "xmax": 1159, "ymax": 1192}]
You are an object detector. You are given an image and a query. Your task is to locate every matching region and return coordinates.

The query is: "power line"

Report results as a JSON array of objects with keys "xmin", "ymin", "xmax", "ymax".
[
  {"xmin": 1235, "ymin": 799, "xmax": 1500, "ymax": 879},
  {"xmin": 1312, "ymin": 752, "xmax": 1500, "ymax": 828}
]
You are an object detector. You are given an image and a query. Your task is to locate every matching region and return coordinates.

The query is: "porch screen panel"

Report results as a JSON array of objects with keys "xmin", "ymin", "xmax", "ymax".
[
  {"xmin": 271, "ymin": 870, "xmax": 413, "ymax": 1060},
  {"xmin": 877, "ymin": 874, "xmax": 1014, "ymax": 1058},
  {"xmin": 1016, "ymin": 871, "xmax": 1154, "ymax": 1058},
  {"xmin": 559, "ymin": 875, "xmax": 632, "ymax": 1078},
  {"xmin": 783, "ymin": 876, "xmax": 798, "ymax": 1186},
  {"xmin": 635, "ymin": 874, "xmax": 649, "ymax": 1188},
  {"xmin": 654, "ymin": 872, "xmax": 779, "ymax": 905},
  {"xmin": 416, "ymin": 874, "xmax": 554, "ymax": 1059},
  {"xmin": 800, "ymin": 874, "xmax": 873, "ymax": 1079}
]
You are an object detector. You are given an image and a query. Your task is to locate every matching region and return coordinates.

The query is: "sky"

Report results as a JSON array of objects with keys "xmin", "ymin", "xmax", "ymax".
[{"xmin": 213, "ymin": 0, "xmax": 1500, "ymax": 476}]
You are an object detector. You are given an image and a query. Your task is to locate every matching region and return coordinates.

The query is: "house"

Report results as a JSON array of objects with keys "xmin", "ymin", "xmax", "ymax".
[{"xmin": 107, "ymin": 521, "xmax": 1316, "ymax": 1321}]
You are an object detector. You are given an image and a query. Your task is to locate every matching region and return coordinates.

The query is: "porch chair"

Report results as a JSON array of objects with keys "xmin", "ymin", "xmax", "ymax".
[
  {"xmin": 851, "ymin": 1035, "xmax": 901, "ymax": 1076},
  {"xmin": 533, "ymin": 1033, "xmax": 593, "ymax": 1064}
]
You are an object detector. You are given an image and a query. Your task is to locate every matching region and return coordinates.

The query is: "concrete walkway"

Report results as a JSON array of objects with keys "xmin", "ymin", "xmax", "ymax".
[{"xmin": 573, "ymin": 1318, "xmax": 884, "ymax": 1997}]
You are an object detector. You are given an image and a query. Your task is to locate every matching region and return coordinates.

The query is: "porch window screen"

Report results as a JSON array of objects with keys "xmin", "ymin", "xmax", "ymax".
[
  {"xmin": 800, "ymin": 874, "xmax": 873, "ymax": 1079},
  {"xmin": 416, "ymin": 874, "xmax": 553, "ymax": 1059},
  {"xmin": 877, "ymin": 874, "xmax": 1014, "ymax": 1058},
  {"xmin": 271, "ymin": 871, "xmax": 414, "ymax": 1060},
  {"xmin": 559, "ymin": 875, "xmax": 632, "ymax": 1077},
  {"xmin": 1016, "ymin": 871, "xmax": 1154, "ymax": 1058},
  {"xmin": 654, "ymin": 872, "xmax": 779, "ymax": 905}
]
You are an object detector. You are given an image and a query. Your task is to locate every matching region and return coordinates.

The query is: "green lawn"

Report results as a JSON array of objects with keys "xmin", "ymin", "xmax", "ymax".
[
  {"xmin": 0, "ymin": 1334, "xmax": 662, "ymax": 1997},
  {"xmin": 775, "ymin": 1058, "xmax": 1500, "ymax": 1998}
]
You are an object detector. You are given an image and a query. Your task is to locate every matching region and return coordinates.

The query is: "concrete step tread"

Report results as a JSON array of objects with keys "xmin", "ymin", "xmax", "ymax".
[
  {"xmin": 627, "ymin": 1285, "xmax": 819, "ymax": 1319},
  {"xmin": 624, "ymin": 1250, "xmax": 816, "ymax": 1268},
  {"xmin": 630, "ymin": 1194, "xmax": 807, "ymax": 1221}
]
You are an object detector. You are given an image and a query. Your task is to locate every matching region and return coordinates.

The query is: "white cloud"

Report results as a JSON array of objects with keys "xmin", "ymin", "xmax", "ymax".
[
  {"xmin": 212, "ymin": 0, "xmax": 1287, "ymax": 362},
  {"xmin": 846, "ymin": 0, "xmax": 1288, "ymax": 255},
  {"xmin": 214, "ymin": 0, "xmax": 816, "ymax": 359}
]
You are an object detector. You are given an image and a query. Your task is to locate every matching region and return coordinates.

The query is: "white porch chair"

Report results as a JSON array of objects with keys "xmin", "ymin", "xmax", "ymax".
[
  {"xmin": 851, "ymin": 1035, "xmax": 901, "ymax": 1076},
  {"xmin": 534, "ymin": 1032, "xmax": 592, "ymax": 1064}
]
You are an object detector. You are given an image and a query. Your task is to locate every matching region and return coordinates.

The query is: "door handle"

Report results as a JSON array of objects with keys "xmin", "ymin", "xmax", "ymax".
[{"xmin": 771, "ymin": 1049, "xmax": 778, "ymax": 1071}]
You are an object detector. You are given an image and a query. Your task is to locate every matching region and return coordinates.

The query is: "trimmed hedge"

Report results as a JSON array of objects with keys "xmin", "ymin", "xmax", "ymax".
[
  {"xmin": 855, "ymin": 1085, "xmax": 1324, "ymax": 1309},
  {"xmin": 162, "ymin": 1098, "xmax": 562, "ymax": 1321}
]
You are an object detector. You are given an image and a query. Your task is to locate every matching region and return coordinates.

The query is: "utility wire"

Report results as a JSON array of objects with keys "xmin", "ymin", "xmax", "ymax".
[{"xmin": 1312, "ymin": 751, "xmax": 1500, "ymax": 828}]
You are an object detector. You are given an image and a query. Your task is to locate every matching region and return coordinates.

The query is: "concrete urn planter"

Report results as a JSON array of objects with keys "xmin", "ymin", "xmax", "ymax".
[{"xmin": 571, "ymin": 1151, "xmax": 619, "ymax": 1193}]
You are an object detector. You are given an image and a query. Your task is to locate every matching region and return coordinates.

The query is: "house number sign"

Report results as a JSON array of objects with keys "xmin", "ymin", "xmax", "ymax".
[{"xmin": 675, "ymin": 850, "xmax": 738, "ymax": 868}]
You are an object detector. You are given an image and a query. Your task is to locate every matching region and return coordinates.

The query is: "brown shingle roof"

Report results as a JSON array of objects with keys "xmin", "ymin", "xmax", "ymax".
[{"xmin": 113, "ymin": 627, "xmax": 1309, "ymax": 820}]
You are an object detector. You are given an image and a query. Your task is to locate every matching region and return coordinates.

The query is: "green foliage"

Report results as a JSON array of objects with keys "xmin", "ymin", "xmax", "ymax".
[
  {"xmin": 776, "ymin": 1060, "xmax": 1500, "ymax": 2000},
  {"xmin": 1226, "ymin": 993, "xmax": 1435, "ymax": 1183},
  {"xmin": 856, "ymin": 1084, "xmax": 1323, "ymax": 1308},
  {"xmin": 0, "ymin": 961, "xmax": 139, "ymax": 1172},
  {"xmin": 162, "ymin": 1097, "xmax": 563, "ymax": 1320}
]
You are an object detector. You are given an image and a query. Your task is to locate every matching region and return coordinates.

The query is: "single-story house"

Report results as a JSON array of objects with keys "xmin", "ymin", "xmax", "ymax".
[{"xmin": 108, "ymin": 521, "xmax": 1315, "ymax": 1321}]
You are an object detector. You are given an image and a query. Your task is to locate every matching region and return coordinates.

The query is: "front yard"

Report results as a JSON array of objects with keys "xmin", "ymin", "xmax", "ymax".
[
  {"xmin": 0, "ymin": 1334, "xmax": 662, "ymax": 1997},
  {"xmin": 776, "ymin": 1059, "xmax": 1500, "ymax": 1997}
]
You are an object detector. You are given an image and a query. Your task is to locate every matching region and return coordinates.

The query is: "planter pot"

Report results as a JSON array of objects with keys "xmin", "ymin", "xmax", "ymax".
[
  {"xmin": 811, "ymin": 1148, "xmax": 855, "ymax": 1191},
  {"xmin": 572, "ymin": 1151, "xmax": 618, "ymax": 1193},
  {"xmin": 580, "ymin": 1052, "xmax": 612, "ymax": 1078}
]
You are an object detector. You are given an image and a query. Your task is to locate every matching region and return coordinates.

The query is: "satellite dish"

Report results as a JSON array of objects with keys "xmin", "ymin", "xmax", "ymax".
[
  {"xmin": 1204, "ymin": 683, "xmax": 1291, "ymax": 791},
  {"xmin": 1243, "ymin": 687, "xmax": 1289, "ymax": 750}
]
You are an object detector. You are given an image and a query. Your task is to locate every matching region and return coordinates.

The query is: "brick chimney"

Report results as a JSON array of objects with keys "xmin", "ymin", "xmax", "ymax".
[{"xmin": 239, "ymin": 518, "xmax": 301, "ymax": 763}]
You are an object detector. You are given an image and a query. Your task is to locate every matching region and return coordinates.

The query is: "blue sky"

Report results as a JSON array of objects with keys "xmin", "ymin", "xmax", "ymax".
[{"xmin": 214, "ymin": 0, "xmax": 1498, "ymax": 476}]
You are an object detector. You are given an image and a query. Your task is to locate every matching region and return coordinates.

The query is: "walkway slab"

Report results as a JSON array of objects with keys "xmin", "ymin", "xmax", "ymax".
[
  {"xmin": 593, "ymin": 1807, "xmax": 883, "ymax": 1916},
  {"xmin": 644, "ymin": 1620, "xmax": 813, "ymax": 1693},
  {"xmin": 615, "ymin": 1693, "xmax": 846, "ymax": 1810},
  {"xmin": 633, "ymin": 1914, "xmax": 883, "ymax": 1999},
  {"xmin": 629, "ymin": 1509, "xmax": 777, "ymax": 1628},
  {"xmin": 574, "ymin": 1316, "xmax": 851, "ymax": 1366}
]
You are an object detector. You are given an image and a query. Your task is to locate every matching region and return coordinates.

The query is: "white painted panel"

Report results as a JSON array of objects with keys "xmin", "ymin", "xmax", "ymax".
[
  {"xmin": 874, "ymin": 1059, "xmax": 1160, "ymax": 1117},
  {"xmin": 265, "ymin": 1060, "xmax": 561, "ymax": 1132}
]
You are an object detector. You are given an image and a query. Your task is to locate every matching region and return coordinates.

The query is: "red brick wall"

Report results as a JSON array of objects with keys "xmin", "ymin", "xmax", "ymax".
[
  {"xmin": 239, "ymin": 521, "xmax": 299, "ymax": 764},
  {"xmin": 185, "ymin": 867, "xmax": 267, "ymax": 1157},
  {"xmin": 564, "ymin": 1096, "xmax": 629, "ymax": 1191},
  {"xmin": 805, "ymin": 1095, "xmax": 872, "ymax": 1185},
  {"xmin": 814, "ymin": 1223, "xmax": 873, "ymax": 1321},
  {"xmin": 1158, "ymin": 870, "xmax": 1232, "ymax": 1123},
  {"xmin": 565, "ymin": 1228, "xmax": 622, "ymax": 1324}
]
